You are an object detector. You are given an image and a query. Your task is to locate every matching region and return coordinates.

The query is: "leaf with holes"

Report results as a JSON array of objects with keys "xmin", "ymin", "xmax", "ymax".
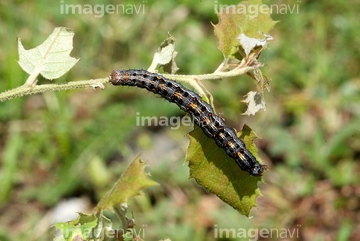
[
  {"xmin": 213, "ymin": 0, "xmax": 277, "ymax": 61},
  {"xmin": 242, "ymin": 91, "xmax": 266, "ymax": 115},
  {"xmin": 185, "ymin": 125, "xmax": 264, "ymax": 216},
  {"xmin": 148, "ymin": 32, "xmax": 179, "ymax": 74}
]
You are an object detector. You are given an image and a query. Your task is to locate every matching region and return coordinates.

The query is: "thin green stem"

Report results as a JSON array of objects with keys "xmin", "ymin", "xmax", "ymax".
[
  {"xmin": 0, "ymin": 65, "xmax": 260, "ymax": 103},
  {"xmin": 0, "ymin": 77, "xmax": 109, "ymax": 102},
  {"xmin": 162, "ymin": 65, "xmax": 258, "ymax": 83},
  {"xmin": 162, "ymin": 65, "xmax": 260, "ymax": 108}
]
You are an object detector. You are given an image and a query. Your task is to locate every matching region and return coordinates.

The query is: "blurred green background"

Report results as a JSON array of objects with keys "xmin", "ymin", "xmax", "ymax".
[{"xmin": 0, "ymin": 0, "xmax": 359, "ymax": 240}]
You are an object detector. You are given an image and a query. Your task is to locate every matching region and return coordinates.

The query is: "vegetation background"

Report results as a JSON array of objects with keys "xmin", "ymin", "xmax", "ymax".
[{"xmin": 0, "ymin": 0, "xmax": 359, "ymax": 240}]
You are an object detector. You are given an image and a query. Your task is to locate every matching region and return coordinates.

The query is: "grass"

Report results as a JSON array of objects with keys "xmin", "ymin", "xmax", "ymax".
[{"xmin": 0, "ymin": 0, "xmax": 359, "ymax": 240}]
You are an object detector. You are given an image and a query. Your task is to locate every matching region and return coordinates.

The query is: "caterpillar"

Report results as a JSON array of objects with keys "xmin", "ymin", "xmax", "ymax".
[{"xmin": 109, "ymin": 69, "xmax": 267, "ymax": 176}]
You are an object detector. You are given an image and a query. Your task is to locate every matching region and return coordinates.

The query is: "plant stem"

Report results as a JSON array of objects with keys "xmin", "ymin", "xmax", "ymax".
[
  {"xmin": 113, "ymin": 203, "xmax": 129, "ymax": 231},
  {"xmin": 162, "ymin": 65, "xmax": 258, "ymax": 84},
  {"xmin": 0, "ymin": 65, "xmax": 260, "ymax": 102},
  {"xmin": 0, "ymin": 78, "xmax": 109, "ymax": 102}
]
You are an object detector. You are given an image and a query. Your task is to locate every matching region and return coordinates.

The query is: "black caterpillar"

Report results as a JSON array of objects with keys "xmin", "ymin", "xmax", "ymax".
[{"xmin": 110, "ymin": 69, "xmax": 267, "ymax": 176}]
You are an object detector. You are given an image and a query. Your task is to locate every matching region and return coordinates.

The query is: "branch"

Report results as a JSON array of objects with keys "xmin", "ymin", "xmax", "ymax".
[
  {"xmin": 163, "ymin": 64, "xmax": 261, "ymax": 106},
  {"xmin": 0, "ymin": 78, "xmax": 109, "ymax": 102},
  {"xmin": 162, "ymin": 65, "xmax": 259, "ymax": 83},
  {"xmin": 0, "ymin": 64, "xmax": 260, "ymax": 103}
]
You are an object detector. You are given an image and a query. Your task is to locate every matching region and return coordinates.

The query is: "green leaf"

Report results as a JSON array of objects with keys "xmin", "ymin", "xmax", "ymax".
[
  {"xmin": 54, "ymin": 213, "xmax": 98, "ymax": 241},
  {"xmin": 94, "ymin": 154, "xmax": 159, "ymax": 213},
  {"xmin": 185, "ymin": 125, "xmax": 264, "ymax": 216},
  {"xmin": 18, "ymin": 27, "xmax": 79, "ymax": 85},
  {"xmin": 213, "ymin": 0, "xmax": 277, "ymax": 60},
  {"xmin": 54, "ymin": 212, "xmax": 118, "ymax": 241},
  {"xmin": 53, "ymin": 156, "xmax": 157, "ymax": 241}
]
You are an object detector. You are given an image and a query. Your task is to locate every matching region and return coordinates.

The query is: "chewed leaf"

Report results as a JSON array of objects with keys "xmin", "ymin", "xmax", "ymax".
[
  {"xmin": 242, "ymin": 91, "xmax": 266, "ymax": 115},
  {"xmin": 185, "ymin": 125, "xmax": 264, "ymax": 216},
  {"xmin": 243, "ymin": 68, "xmax": 270, "ymax": 115},
  {"xmin": 213, "ymin": 0, "xmax": 277, "ymax": 60},
  {"xmin": 18, "ymin": 27, "xmax": 79, "ymax": 81},
  {"xmin": 237, "ymin": 33, "xmax": 273, "ymax": 56},
  {"xmin": 94, "ymin": 154, "xmax": 158, "ymax": 213},
  {"xmin": 148, "ymin": 33, "xmax": 179, "ymax": 74}
]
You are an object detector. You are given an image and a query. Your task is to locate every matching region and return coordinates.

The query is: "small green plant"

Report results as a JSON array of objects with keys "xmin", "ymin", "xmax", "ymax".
[{"xmin": 0, "ymin": 1, "xmax": 277, "ymax": 240}]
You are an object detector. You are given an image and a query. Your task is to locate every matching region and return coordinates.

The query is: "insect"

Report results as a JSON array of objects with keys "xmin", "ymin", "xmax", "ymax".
[{"xmin": 109, "ymin": 69, "xmax": 267, "ymax": 176}]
